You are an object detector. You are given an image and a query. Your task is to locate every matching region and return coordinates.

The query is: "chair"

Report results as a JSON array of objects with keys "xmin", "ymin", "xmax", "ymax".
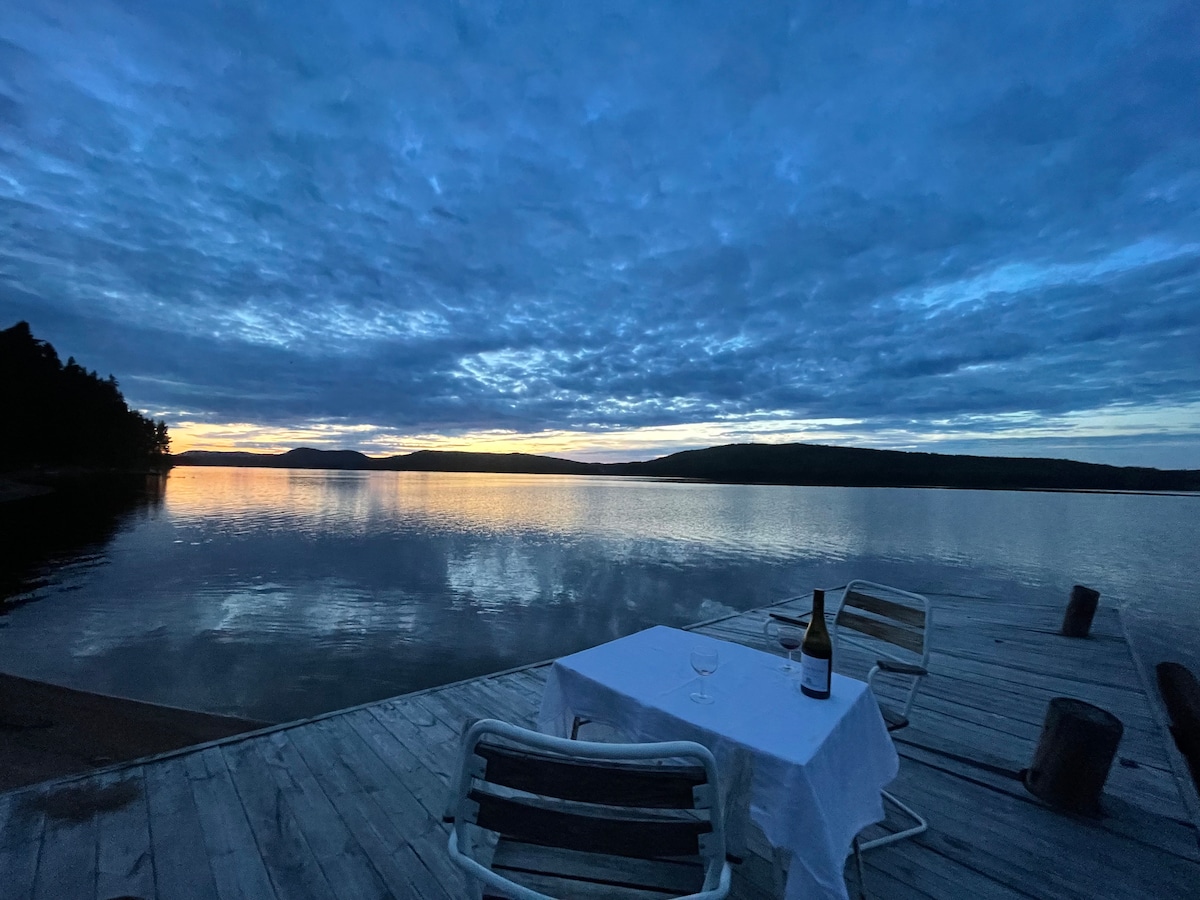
[
  {"xmin": 445, "ymin": 718, "xmax": 733, "ymax": 900},
  {"xmin": 768, "ymin": 579, "xmax": 931, "ymax": 851}
]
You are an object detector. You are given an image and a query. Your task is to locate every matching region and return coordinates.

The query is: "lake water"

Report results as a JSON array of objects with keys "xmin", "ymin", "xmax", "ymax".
[{"xmin": 1, "ymin": 467, "xmax": 1196, "ymax": 722}]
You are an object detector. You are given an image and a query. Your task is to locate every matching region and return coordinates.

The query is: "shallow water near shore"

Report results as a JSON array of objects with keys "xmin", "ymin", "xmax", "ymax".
[{"xmin": 1, "ymin": 467, "xmax": 1196, "ymax": 723}]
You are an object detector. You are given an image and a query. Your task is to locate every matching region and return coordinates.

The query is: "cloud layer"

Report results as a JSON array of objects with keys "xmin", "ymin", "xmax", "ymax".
[{"xmin": 2, "ymin": 1, "xmax": 1198, "ymax": 464}]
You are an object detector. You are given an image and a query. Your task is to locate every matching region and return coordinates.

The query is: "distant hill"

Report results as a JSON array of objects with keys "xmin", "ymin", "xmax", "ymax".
[
  {"xmin": 393, "ymin": 450, "xmax": 606, "ymax": 475},
  {"xmin": 175, "ymin": 449, "xmax": 367, "ymax": 470},
  {"xmin": 1, "ymin": 321, "xmax": 170, "ymax": 471},
  {"xmin": 175, "ymin": 448, "xmax": 605, "ymax": 476},
  {"xmin": 173, "ymin": 442, "xmax": 1200, "ymax": 492},
  {"xmin": 618, "ymin": 443, "xmax": 1200, "ymax": 492},
  {"xmin": 279, "ymin": 448, "xmax": 374, "ymax": 469}
]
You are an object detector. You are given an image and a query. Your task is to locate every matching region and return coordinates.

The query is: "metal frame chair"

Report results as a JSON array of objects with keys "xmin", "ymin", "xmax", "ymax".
[
  {"xmin": 445, "ymin": 718, "xmax": 733, "ymax": 900},
  {"xmin": 768, "ymin": 579, "xmax": 931, "ymax": 852}
]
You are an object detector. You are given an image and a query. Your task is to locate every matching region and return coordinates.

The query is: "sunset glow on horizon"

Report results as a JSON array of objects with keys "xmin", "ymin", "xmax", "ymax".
[{"xmin": 167, "ymin": 397, "xmax": 1200, "ymax": 468}]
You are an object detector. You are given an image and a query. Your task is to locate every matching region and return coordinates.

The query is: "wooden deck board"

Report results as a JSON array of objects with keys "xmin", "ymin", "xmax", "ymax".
[
  {"xmin": 184, "ymin": 748, "xmax": 278, "ymax": 900},
  {"xmin": 94, "ymin": 769, "xmax": 155, "ymax": 900},
  {"xmin": 0, "ymin": 791, "xmax": 43, "ymax": 900},
  {"xmin": 283, "ymin": 731, "xmax": 437, "ymax": 900},
  {"xmin": 30, "ymin": 808, "xmax": 95, "ymax": 900},
  {"xmin": 219, "ymin": 737, "xmax": 338, "ymax": 900},
  {"xmin": 895, "ymin": 740, "xmax": 1200, "ymax": 864},
  {"xmin": 896, "ymin": 758, "xmax": 1199, "ymax": 898},
  {"xmin": 1, "ymin": 587, "xmax": 1197, "ymax": 900},
  {"xmin": 299, "ymin": 716, "xmax": 467, "ymax": 899},
  {"xmin": 144, "ymin": 755, "xmax": 220, "ymax": 900},
  {"xmin": 255, "ymin": 731, "xmax": 394, "ymax": 900},
  {"xmin": 345, "ymin": 709, "xmax": 448, "ymax": 818}
]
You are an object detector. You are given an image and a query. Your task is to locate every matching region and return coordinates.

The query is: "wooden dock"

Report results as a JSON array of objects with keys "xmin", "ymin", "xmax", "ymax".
[{"xmin": 2, "ymin": 589, "xmax": 1198, "ymax": 899}]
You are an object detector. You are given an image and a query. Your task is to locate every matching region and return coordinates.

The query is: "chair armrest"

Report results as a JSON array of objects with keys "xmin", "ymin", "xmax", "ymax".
[
  {"xmin": 768, "ymin": 611, "xmax": 811, "ymax": 628},
  {"xmin": 875, "ymin": 660, "xmax": 927, "ymax": 676}
]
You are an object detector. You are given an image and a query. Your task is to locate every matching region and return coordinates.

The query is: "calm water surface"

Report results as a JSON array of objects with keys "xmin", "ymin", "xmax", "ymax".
[{"xmin": 1, "ymin": 467, "xmax": 1196, "ymax": 722}]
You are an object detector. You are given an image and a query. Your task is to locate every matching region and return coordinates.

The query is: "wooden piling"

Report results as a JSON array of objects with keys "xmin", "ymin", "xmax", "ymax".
[
  {"xmin": 1157, "ymin": 662, "xmax": 1200, "ymax": 793},
  {"xmin": 1061, "ymin": 584, "xmax": 1100, "ymax": 637},
  {"xmin": 1023, "ymin": 697, "xmax": 1123, "ymax": 814}
]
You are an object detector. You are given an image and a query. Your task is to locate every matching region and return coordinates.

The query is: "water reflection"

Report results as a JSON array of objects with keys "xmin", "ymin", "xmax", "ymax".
[
  {"xmin": 0, "ymin": 468, "xmax": 1196, "ymax": 722},
  {"xmin": 0, "ymin": 474, "xmax": 165, "ymax": 608}
]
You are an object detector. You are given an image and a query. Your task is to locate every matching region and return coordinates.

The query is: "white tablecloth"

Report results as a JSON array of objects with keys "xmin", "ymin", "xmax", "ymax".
[{"xmin": 537, "ymin": 625, "xmax": 899, "ymax": 900}]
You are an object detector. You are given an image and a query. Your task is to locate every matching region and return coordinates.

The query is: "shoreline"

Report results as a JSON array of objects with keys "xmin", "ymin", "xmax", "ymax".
[
  {"xmin": 0, "ymin": 466, "xmax": 169, "ymax": 497},
  {"xmin": 0, "ymin": 671, "xmax": 268, "ymax": 792},
  {"xmin": 0, "ymin": 478, "xmax": 53, "ymax": 504}
]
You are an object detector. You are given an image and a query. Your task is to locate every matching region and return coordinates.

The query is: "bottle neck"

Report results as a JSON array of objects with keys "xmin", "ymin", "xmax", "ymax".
[{"xmin": 812, "ymin": 588, "xmax": 825, "ymax": 617}]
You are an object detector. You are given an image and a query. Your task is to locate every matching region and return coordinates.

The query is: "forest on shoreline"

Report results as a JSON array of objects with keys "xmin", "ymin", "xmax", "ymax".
[{"xmin": 1, "ymin": 321, "xmax": 170, "ymax": 473}]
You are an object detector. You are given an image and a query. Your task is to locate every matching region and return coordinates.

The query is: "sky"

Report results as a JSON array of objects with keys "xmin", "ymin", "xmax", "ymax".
[{"xmin": 1, "ymin": 1, "xmax": 1198, "ymax": 467}]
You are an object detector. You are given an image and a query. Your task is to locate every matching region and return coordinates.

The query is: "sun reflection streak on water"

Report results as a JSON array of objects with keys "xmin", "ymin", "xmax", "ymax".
[{"xmin": 163, "ymin": 468, "xmax": 863, "ymax": 558}]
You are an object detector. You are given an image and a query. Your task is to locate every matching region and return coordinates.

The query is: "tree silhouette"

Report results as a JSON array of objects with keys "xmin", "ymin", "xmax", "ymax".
[{"xmin": 0, "ymin": 321, "xmax": 170, "ymax": 469}]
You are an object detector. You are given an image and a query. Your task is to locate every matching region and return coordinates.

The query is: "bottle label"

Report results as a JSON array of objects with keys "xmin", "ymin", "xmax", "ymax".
[{"xmin": 800, "ymin": 652, "xmax": 831, "ymax": 695}]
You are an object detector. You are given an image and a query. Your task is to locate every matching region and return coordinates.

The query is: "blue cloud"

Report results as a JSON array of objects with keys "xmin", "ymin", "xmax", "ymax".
[{"xmin": 1, "ymin": 1, "xmax": 1198, "ymax": 462}]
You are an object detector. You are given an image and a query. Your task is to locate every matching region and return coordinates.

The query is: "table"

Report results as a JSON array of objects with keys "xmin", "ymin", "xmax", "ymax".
[{"xmin": 537, "ymin": 625, "xmax": 899, "ymax": 900}]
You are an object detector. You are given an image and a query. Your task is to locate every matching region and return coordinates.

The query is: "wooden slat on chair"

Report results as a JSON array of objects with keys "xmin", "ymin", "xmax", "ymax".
[
  {"xmin": 476, "ymin": 744, "xmax": 708, "ymax": 809},
  {"xmin": 491, "ymin": 841, "xmax": 706, "ymax": 896},
  {"xmin": 843, "ymin": 590, "xmax": 926, "ymax": 628},
  {"xmin": 468, "ymin": 789, "xmax": 712, "ymax": 859},
  {"xmin": 485, "ymin": 868, "xmax": 696, "ymax": 900},
  {"xmin": 837, "ymin": 610, "xmax": 924, "ymax": 655}
]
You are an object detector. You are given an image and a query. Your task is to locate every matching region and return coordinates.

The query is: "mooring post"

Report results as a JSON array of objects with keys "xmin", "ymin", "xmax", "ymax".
[
  {"xmin": 1023, "ymin": 697, "xmax": 1123, "ymax": 814},
  {"xmin": 1157, "ymin": 662, "xmax": 1200, "ymax": 793},
  {"xmin": 1061, "ymin": 584, "xmax": 1100, "ymax": 637}
]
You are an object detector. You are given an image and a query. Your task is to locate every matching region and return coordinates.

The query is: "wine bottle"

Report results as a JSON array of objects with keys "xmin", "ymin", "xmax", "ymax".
[{"xmin": 800, "ymin": 588, "xmax": 833, "ymax": 699}]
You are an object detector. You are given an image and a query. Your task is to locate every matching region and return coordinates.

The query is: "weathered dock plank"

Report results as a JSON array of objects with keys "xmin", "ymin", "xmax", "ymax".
[
  {"xmin": 183, "ymin": 748, "xmax": 278, "ymax": 900},
  {"xmin": 30, "ymin": 807, "xmax": 94, "ymax": 900},
  {"xmin": 144, "ymin": 756, "xmax": 220, "ymax": 900},
  {"xmin": 0, "ymin": 587, "xmax": 1196, "ymax": 900},
  {"xmin": 94, "ymin": 769, "xmax": 155, "ymax": 900},
  {"xmin": 219, "ymin": 737, "xmax": 338, "ymax": 900},
  {"xmin": 299, "ymin": 716, "xmax": 468, "ymax": 898},
  {"xmin": 0, "ymin": 791, "xmax": 43, "ymax": 900},
  {"xmin": 254, "ymin": 731, "xmax": 393, "ymax": 900}
]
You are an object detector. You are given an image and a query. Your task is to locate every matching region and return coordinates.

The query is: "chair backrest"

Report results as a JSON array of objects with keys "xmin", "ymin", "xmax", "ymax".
[
  {"xmin": 446, "ymin": 719, "xmax": 732, "ymax": 900},
  {"xmin": 833, "ymin": 581, "xmax": 930, "ymax": 662},
  {"xmin": 832, "ymin": 580, "xmax": 932, "ymax": 718}
]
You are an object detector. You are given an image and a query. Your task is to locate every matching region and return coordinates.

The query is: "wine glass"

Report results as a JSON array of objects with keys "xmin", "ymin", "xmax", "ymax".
[
  {"xmin": 775, "ymin": 625, "xmax": 803, "ymax": 672},
  {"xmin": 690, "ymin": 646, "xmax": 719, "ymax": 704}
]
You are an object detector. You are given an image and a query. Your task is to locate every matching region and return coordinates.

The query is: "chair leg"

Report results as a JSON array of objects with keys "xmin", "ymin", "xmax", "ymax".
[
  {"xmin": 853, "ymin": 836, "xmax": 869, "ymax": 900},
  {"xmin": 857, "ymin": 790, "xmax": 927, "ymax": 852}
]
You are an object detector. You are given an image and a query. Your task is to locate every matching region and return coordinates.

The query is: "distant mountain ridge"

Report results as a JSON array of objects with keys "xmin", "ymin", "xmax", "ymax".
[
  {"xmin": 174, "ymin": 443, "xmax": 1200, "ymax": 492},
  {"xmin": 176, "ymin": 447, "xmax": 603, "ymax": 475}
]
